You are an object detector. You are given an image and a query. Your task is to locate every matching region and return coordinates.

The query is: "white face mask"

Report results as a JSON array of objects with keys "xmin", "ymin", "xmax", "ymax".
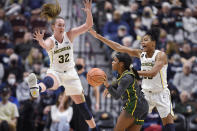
[
  {"xmin": 24, "ymin": 77, "xmax": 28, "ymax": 83},
  {"xmin": 8, "ymin": 78, "xmax": 16, "ymax": 85}
]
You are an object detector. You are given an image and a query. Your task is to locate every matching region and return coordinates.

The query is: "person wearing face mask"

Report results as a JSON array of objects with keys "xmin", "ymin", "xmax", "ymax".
[
  {"xmin": 111, "ymin": 25, "xmax": 129, "ymax": 45},
  {"xmin": 3, "ymin": 53, "xmax": 24, "ymax": 83},
  {"xmin": 14, "ymin": 32, "xmax": 38, "ymax": 61},
  {"xmin": 103, "ymin": 10, "xmax": 130, "ymax": 40},
  {"xmin": 141, "ymin": 6, "xmax": 155, "ymax": 30},
  {"xmin": 0, "ymin": 86, "xmax": 19, "ymax": 131},
  {"xmin": 70, "ymin": 57, "xmax": 100, "ymax": 131},
  {"xmin": 16, "ymin": 72, "xmax": 31, "ymax": 102},
  {"xmin": 4, "ymin": 73, "xmax": 17, "ymax": 98}
]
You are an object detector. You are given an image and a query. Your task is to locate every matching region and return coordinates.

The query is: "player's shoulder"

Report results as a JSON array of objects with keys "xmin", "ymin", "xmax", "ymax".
[
  {"xmin": 157, "ymin": 51, "xmax": 167, "ymax": 57},
  {"xmin": 156, "ymin": 50, "xmax": 167, "ymax": 61}
]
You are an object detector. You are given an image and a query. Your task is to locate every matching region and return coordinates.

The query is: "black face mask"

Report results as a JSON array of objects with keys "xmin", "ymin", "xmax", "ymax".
[
  {"xmin": 151, "ymin": 24, "xmax": 160, "ymax": 28},
  {"xmin": 11, "ymin": 60, "xmax": 17, "ymax": 66},
  {"xmin": 106, "ymin": 9, "xmax": 112, "ymax": 13},
  {"xmin": 144, "ymin": 12, "xmax": 150, "ymax": 17},
  {"xmin": 75, "ymin": 64, "xmax": 83, "ymax": 71}
]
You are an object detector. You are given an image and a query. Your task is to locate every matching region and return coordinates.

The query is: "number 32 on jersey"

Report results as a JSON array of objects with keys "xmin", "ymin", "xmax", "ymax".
[{"xmin": 58, "ymin": 53, "xmax": 69, "ymax": 63}]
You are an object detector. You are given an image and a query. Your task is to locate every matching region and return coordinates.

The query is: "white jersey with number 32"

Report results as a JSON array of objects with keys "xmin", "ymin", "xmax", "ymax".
[
  {"xmin": 48, "ymin": 32, "xmax": 75, "ymax": 72},
  {"xmin": 140, "ymin": 50, "xmax": 168, "ymax": 92}
]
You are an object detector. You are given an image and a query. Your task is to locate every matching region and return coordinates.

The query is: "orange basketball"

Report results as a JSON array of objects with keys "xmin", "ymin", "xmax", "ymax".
[{"xmin": 87, "ymin": 68, "xmax": 106, "ymax": 87}]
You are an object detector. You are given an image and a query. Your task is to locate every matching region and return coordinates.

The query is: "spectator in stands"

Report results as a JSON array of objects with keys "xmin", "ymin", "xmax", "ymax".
[
  {"xmin": 186, "ymin": 0, "xmax": 197, "ymax": 10},
  {"xmin": 116, "ymin": 0, "xmax": 131, "ymax": 14},
  {"xmin": 16, "ymin": 71, "xmax": 31, "ymax": 102},
  {"xmin": 17, "ymin": 98, "xmax": 36, "ymax": 131},
  {"xmin": 165, "ymin": 41, "xmax": 179, "ymax": 59},
  {"xmin": 158, "ymin": 29, "xmax": 168, "ymax": 51},
  {"xmin": 71, "ymin": 57, "xmax": 100, "ymax": 131},
  {"xmin": 5, "ymin": 73, "xmax": 17, "ymax": 97},
  {"xmin": 157, "ymin": 2, "xmax": 175, "ymax": 33},
  {"xmin": 173, "ymin": 62, "xmax": 197, "ymax": 95},
  {"xmin": 122, "ymin": 36, "xmax": 133, "ymax": 48},
  {"xmin": 167, "ymin": 54, "xmax": 182, "ymax": 82},
  {"xmin": 0, "ymin": 62, "xmax": 4, "ymax": 84},
  {"xmin": 141, "ymin": 6, "xmax": 155, "ymax": 30},
  {"xmin": 174, "ymin": 91, "xmax": 196, "ymax": 116},
  {"xmin": 3, "ymin": 0, "xmax": 22, "ymax": 16},
  {"xmin": 25, "ymin": 47, "xmax": 43, "ymax": 71},
  {"xmin": 0, "ymin": 35, "xmax": 14, "ymax": 67},
  {"xmin": 32, "ymin": 61, "xmax": 43, "ymax": 80},
  {"xmin": 183, "ymin": 8, "xmax": 197, "ymax": 34},
  {"xmin": 93, "ymin": 1, "xmax": 114, "ymax": 34},
  {"xmin": 111, "ymin": 25, "xmax": 129, "ymax": 45},
  {"xmin": 122, "ymin": 2, "xmax": 139, "ymax": 39},
  {"xmin": 75, "ymin": 57, "xmax": 100, "ymax": 111},
  {"xmin": 133, "ymin": 17, "xmax": 147, "ymax": 41},
  {"xmin": 182, "ymin": 8, "xmax": 197, "ymax": 44},
  {"xmin": 0, "ymin": 9, "xmax": 12, "ymax": 38},
  {"xmin": 151, "ymin": 18, "xmax": 160, "ymax": 29},
  {"xmin": 180, "ymin": 43, "xmax": 196, "ymax": 64},
  {"xmin": 35, "ymin": 91, "xmax": 56, "ymax": 131},
  {"xmin": 14, "ymin": 32, "xmax": 36, "ymax": 61},
  {"xmin": 103, "ymin": 10, "xmax": 130, "ymax": 40},
  {"xmin": 104, "ymin": 25, "xmax": 130, "ymax": 61},
  {"xmin": 3, "ymin": 53, "xmax": 24, "ymax": 82},
  {"xmin": 0, "ymin": 86, "xmax": 19, "ymax": 131},
  {"xmin": 50, "ymin": 93, "xmax": 73, "ymax": 131}
]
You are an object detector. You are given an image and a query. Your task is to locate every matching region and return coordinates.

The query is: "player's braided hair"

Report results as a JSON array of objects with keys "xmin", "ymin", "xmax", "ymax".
[
  {"xmin": 41, "ymin": 0, "xmax": 63, "ymax": 24},
  {"xmin": 116, "ymin": 52, "xmax": 141, "ymax": 80},
  {"xmin": 116, "ymin": 52, "xmax": 132, "ymax": 71}
]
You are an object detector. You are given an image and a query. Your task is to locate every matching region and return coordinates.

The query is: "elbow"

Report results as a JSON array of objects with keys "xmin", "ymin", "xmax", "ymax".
[
  {"xmin": 150, "ymin": 72, "xmax": 157, "ymax": 77},
  {"xmin": 115, "ymin": 45, "xmax": 123, "ymax": 52},
  {"xmin": 85, "ymin": 22, "xmax": 93, "ymax": 29}
]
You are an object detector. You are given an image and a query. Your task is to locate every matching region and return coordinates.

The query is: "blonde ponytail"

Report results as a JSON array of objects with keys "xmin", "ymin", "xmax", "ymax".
[{"xmin": 41, "ymin": 0, "xmax": 61, "ymax": 21}]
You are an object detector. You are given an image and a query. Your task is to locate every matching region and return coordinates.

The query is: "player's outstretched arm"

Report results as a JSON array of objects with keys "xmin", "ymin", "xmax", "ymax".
[
  {"xmin": 89, "ymin": 28, "xmax": 141, "ymax": 58},
  {"xmin": 67, "ymin": 0, "xmax": 93, "ymax": 42},
  {"xmin": 33, "ymin": 29, "xmax": 53, "ymax": 51},
  {"xmin": 138, "ymin": 52, "xmax": 167, "ymax": 77}
]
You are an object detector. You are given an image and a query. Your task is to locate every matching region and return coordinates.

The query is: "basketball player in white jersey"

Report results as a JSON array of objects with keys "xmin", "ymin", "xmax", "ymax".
[
  {"xmin": 27, "ymin": 0, "xmax": 99, "ymax": 131},
  {"xmin": 89, "ymin": 28, "xmax": 175, "ymax": 131}
]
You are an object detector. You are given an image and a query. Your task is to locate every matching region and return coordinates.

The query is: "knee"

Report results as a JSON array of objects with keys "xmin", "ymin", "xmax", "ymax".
[
  {"xmin": 163, "ymin": 114, "xmax": 174, "ymax": 125},
  {"xmin": 42, "ymin": 76, "xmax": 54, "ymax": 89}
]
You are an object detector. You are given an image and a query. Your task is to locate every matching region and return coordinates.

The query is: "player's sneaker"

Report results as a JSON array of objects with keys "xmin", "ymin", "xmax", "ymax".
[{"xmin": 27, "ymin": 73, "xmax": 39, "ymax": 98}]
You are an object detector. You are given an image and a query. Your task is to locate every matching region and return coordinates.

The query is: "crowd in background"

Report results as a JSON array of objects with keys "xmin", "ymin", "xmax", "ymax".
[{"xmin": 0, "ymin": 0, "xmax": 197, "ymax": 131}]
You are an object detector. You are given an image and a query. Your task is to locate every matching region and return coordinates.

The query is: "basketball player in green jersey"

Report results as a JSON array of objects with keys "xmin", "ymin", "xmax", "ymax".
[
  {"xmin": 103, "ymin": 52, "xmax": 148, "ymax": 131},
  {"xmin": 89, "ymin": 28, "xmax": 175, "ymax": 131}
]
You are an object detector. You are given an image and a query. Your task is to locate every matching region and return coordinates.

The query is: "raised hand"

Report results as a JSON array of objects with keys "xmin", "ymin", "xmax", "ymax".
[
  {"xmin": 82, "ymin": 0, "xmax": 92, "ymax": 12},
  {"xmin": 33, "ymin": 29, "xmax": 45, "ymax": 42}
]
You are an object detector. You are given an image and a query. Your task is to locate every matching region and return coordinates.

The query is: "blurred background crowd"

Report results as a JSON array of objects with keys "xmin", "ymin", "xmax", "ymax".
[{"xmin": 0, "ymin": 0, "xmax": 197, "ymax": 131}]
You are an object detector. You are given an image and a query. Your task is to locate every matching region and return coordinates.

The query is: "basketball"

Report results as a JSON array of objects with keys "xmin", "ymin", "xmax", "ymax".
[{"xmin": 87, "ymin": 68, "xmax": 106, "ymax": 87}]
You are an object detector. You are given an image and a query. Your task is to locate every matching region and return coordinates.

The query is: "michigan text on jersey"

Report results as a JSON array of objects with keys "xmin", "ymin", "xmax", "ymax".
[{"xmin": 54, "ymin": 46, "xmax": 71, "ymax": 54}]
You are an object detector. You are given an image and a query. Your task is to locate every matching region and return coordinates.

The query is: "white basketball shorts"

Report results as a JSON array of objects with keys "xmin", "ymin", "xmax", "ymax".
[
  {"xmin": 47, "ymin": 68, "xmax": 83, "ymax": 96},
  {"xmin": 142, "ymin": 88, "xmax": 174, "ymax": 118}
]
